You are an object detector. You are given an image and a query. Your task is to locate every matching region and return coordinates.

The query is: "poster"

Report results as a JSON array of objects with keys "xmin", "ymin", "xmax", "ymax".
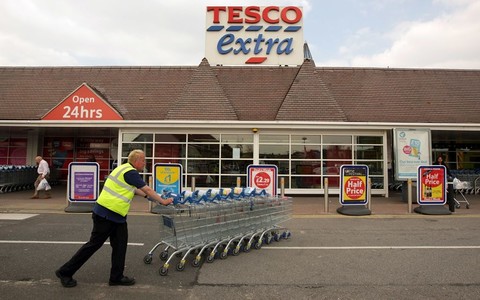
[{"xmin": 394, "ymin": 128, "xmax": 431, "ymax": 181}]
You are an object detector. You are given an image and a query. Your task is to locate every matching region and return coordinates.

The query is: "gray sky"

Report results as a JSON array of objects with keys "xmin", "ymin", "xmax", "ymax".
[{"xmin": 1, "ymin": 0, "xmax": 479, "ymax": 69}]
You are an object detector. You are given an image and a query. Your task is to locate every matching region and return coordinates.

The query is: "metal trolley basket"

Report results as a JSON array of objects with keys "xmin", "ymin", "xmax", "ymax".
[
  {"xmin": 143, "ymin": 187, "xmax": 292, "ymax": 276},
  {"xmin": 452, "ymin": 178, "xmax": 471, "ymax": 209}
]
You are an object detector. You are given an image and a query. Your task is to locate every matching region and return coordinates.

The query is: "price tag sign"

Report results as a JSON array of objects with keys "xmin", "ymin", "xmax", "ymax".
[
  {"xmin": 339, "ymin": 165, "xmax": 369, "ymax": 205},
  {"xmin": 247, "ymin": 164, "xmax": 278, "ymax": 196}
]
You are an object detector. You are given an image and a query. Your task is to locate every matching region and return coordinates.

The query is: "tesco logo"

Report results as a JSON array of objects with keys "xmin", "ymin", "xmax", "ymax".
[
  {"xmin": 207, "ymin": 6, "xmax": 302, "ymax": 24},
  {"xmin": 205, "ymin": 6, "xmax": 304, "ymax": 65}
]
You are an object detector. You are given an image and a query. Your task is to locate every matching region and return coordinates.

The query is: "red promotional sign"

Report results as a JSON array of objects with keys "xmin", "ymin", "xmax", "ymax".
[
  {"xmin": 417, "ymin": 165, "xmax": 447, "ymax": 205},
  {"xmin": 42, "ymin": 83, "xmax": 123, "ymax": 121},
  {"xmin": 247, "ymin": 164, "xmax": 278, "ymax": 196}
]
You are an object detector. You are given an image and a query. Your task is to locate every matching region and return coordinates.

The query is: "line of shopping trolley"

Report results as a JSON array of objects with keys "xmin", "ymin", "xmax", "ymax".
[
  {"xmin": 143, "ymin": 187, "xmax": 292, "ymax": 276},
  {"xmin": 0, "ymin": 165, "xmax": 38, "ymax": 193}
]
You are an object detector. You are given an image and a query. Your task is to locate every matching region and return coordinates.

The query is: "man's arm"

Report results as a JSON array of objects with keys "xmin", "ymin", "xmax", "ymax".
[{"xmin": 136, "ymin": 185, "xmax": 173, "ymax": 206}]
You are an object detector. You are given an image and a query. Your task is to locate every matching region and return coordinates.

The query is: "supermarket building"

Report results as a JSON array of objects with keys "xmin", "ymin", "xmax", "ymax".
[
  {"xmin": 1, "ymin": 6, "xmax": 480, "ymax": 196},
  {"xmin": 1, "ymin": 57, "xmax": 480, "ymax": 196}
]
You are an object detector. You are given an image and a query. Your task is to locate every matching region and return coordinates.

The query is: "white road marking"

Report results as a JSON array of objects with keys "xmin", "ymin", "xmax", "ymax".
[
  {"xmin": 0, "ymin": 213, "xmax": 38, "ymax": 220},
  {"xmin": 263, "ymin": 246, "xmax": 480, "ymax": 250},
  {"xmin": 0, "ymin": 240, "xmax": 144, "ymax": 246}
]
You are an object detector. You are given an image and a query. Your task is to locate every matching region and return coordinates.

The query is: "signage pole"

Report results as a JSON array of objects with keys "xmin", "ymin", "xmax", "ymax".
[
  {"xmin": 407, "ymin": 178, "xmax": 412, "ymax": 213},
  {"xmin": 324, "ymin": 178, "xmax": 329, "ymax": 213}
]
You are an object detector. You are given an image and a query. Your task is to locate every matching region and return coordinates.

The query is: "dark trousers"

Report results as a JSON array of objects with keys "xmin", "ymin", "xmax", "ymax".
[{"xmin": 58, "ymin": 213, "xmax": 128, "ymax": 281}]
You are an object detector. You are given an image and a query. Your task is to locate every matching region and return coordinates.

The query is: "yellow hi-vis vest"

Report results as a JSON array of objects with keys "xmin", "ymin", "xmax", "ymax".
[{"xmin": 97, "ymin": 163, "xmax": 136, "ymax": 217}]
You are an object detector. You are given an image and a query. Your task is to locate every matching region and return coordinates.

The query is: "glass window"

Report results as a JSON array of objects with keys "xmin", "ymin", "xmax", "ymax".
[
  {"xmin": 188, "ymin": 134, "xmax": 220, "ymax": 143},
  {"xmin": 259, "ymin": 145, "xmax": 289, "ymax": 159},
  {"xmin": 323, "ymin": 135, "xmax": 352, "ymax": 144},
  {"xmin": 122, "ymin": 143, "xmax": 153, "ymax": 157},
  {"xmin": 356, "ymin": 136, "xmax": 383, "ymax": 144},
  {"xmin": 154, "ymin": 144, "xmax": 186, "ymax": 158},
  {"xmin": 291, "ymin": 135, "xmax": 321, "ymax": 144},
  {"xmin": 187, "ymin": 160, "xmax": 218, "ymax": 173},
  {"xmin": 221, "ymin": 159, "xmax": 252, "ymax": 174},
  {"xmin": 123, "ymin": 133, "xmax": 153, "ymax": 142},
  {"xmin": 155, "ymin": 134, "xmax": 186, "ymax": 143},
  {"xmin": 323, "ymin": 145, "xmax": 352, "ymax": 159},
  {"xmin": 291, "ymin": 176, "xmax": 322, "ymax": 188},
  {"xmin": 362, "ymin": 161, "xmax": 384, "ymax": 175},
  {"xmin": 291, "ymin": 161, "xmax": 322, "ymax": 175},
  {"xmin": 259, "ymin": 135, "xmax": 289, "ymax": 143},
  {"xmin": 355, "ymin": 145, "xmax": 383, "ymax": 159},
  {"xmin": 291, "ymin": 145, "xmax": 321, "ymax": 159},
  {"xmin": 188, "ymin": 144, "xmax": 219, "ymax": 158},
  {"xmin": 221, "ymin": 144, "xmax": 253, "ymax": 158},
  {"xmin": 221, "ymin": 134, "xmax": 253, "ymax": 143}
]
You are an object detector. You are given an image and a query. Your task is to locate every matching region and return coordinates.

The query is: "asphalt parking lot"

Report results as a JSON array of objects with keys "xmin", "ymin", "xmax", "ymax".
[{"xmin": 1, "ymin": 211, "xmax": 480, "ymax": 300}]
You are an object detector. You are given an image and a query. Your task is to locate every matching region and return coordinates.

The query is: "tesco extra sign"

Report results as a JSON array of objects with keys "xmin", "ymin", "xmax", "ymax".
[{"xmin": 205, "ymin": 6, "xmax": 304, "ymax": 66}]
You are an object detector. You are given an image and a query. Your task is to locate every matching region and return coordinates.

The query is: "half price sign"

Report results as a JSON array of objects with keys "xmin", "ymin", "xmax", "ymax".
[{"xmin": 340, "ymin": 165, "xmax": 369, "ymax": 205}]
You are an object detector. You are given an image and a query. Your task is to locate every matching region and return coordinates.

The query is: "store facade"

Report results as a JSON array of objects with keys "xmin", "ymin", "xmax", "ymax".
[{"xmin": 1, "ymin": 58, "xmax": 480, "ymax": 196}]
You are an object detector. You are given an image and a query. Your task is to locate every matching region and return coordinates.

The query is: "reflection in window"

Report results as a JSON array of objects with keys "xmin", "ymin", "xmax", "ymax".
[
  {"xmin": 323, "ymin": 135, "xmax": 352, "ymax": 144},
  {"xmin": 355, "ymin": 145, "xmax": 383, "ymax": 159},
  {"xmin": 259, "ymin": 145, "xmax": 289, "ymax": 159},
  {"xmin": 188, "ymin": 134, "xmax": 220, "ymax": 143},
  {"xmin": 122, "ymin": 133, "xmax": 153, "ymax": 142},
  {"xmin": 188, "ymin": 144, "xmax": 219, "ymax": 158}
]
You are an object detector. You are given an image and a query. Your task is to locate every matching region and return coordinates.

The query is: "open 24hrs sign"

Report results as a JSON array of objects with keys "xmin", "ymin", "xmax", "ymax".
[{"xmin": 42, "ymin": 83, "xmax": 123, "ymax": 121}]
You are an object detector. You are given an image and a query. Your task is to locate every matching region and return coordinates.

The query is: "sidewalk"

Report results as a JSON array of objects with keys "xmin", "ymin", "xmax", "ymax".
[{"xmin": 1, "ymin": 184, "xmax": 479, "ymax": 217}]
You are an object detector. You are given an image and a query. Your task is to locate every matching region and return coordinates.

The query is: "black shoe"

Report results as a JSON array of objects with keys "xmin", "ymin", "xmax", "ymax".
[
  {"xmin": 109, "ymin": 276, "xmax": 135, "ymax": 286},
  {"xmin": 55, "ymin": 270, "xmax": 77, "ymax": 288}
]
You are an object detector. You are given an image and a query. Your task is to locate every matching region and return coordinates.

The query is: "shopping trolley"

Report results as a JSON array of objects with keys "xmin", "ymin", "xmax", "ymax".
[
  {"xmin": 143, "ymin": 187, "xmax": 293, "ymax": 276},
  {"xmin": 452, "ymin": 178, "xmax": 471, "ymax": 209}
]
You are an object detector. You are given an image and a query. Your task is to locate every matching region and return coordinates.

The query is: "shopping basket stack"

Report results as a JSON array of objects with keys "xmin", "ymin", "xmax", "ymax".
[{"xmin": 143, "ymin": 187, "xmax": 292, "ymax": 276}]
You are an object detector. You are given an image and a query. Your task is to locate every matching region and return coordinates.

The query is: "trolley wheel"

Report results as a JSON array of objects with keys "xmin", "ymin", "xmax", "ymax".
[
  {"xmin": 244, "ymin": 245, "xmax": 251, "ymax": 253},
  {"xmin": 273, "ymin": 233, "xmax": 280, "ymax": 242},
  {"xmin": 219, "ymin": 251, "xmax": 228, "ymax": 260},
  {"xmin": 232, "ymin": 248, "xmax": 240, "ymax": 256},
  {"xmin": 191, "ymin": 259, "xmax": 201, "ymax": 267},
  {"xmin": 466, "ymin": 204, "xmax": 470, "ymax": 209},
  {"xmin": 160, "ymin": 251, "xmax": 169, "ymax": 261},
  {"xmin": 206, "ymin": 254, "xmax": 215, "ymax": 263},
  {"xmin": 143, "ymin": 254, "xmax": 153, "ymax": 264},
  {"xmin": 283, "ymin": 231, "xmax": 291, "ymax": 239},
  {"xmin": 176, "ymin": 262, "xmax": 185, "ymax": 271},
  {"xmin": 265, "ymin": 234, "xmax": 272, "ymax": 245},
  {"xmin": 159, "ymin": 267, "xmax": 169, "ymax": 276},
  {"xmin": 254, "ymin": 241, "xmax": 262, "ymax": 249}
]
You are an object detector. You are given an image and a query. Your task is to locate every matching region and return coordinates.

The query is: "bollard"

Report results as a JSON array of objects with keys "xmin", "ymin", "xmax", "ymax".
[
  {"xmin": 236, "ymin": 177, "xmax": 241, "ymax": 188},
  {"xmin": 148, "ymin": 176, "xmax": 153, "ymax": 212},
  {"xmin": 407, "ymin": 178, "xmax": 412, "ymax": 213},
  {"xmin": 324, "ymin": 178, "xmax": 329, "ymax": 213},
  {"xmin": 367, "ymin": 178, "xmax": 372, "ymax": 211},
  {"xmin": 191, "ymin": 176, "xmax": 196, "ymax": 192},
  {"xmin": 280, "ymin": 177, "xmax": 285, "ymax": 198}
]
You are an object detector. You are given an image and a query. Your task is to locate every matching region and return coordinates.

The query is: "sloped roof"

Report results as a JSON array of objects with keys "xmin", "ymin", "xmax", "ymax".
[
  {"xmin": 0, "ymin": 60, "xmax": 479, "ymax": 124},
  {"xmin": 276, "ymin": 59, "xmax": 346, "ymax": 121}
]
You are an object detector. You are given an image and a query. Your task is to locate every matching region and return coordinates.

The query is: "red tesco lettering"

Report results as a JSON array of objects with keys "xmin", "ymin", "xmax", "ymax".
[{"xmin": 207, "ymin": 6, "xmax": 302, "ymax": 24}]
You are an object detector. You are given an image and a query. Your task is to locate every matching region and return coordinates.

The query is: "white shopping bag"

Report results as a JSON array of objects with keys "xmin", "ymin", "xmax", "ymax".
[{"xmin": 37, "ymin": 178, "xmax": 51, "ymax": 191}]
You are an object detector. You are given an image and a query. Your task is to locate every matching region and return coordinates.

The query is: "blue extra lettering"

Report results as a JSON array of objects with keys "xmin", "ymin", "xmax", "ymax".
[{"xmin": 217, "ymin": 33, "xmax": 294, "ymax": 55}]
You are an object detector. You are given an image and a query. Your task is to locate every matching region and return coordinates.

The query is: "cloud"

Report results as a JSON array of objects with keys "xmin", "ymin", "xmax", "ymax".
[
  {"xmin": 350, "ymin": 1, "xmax": 480, "ymax": 69},
  {"xmin": 0, "ymin": 0, "xmax": 311, "ymax": 66}
]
